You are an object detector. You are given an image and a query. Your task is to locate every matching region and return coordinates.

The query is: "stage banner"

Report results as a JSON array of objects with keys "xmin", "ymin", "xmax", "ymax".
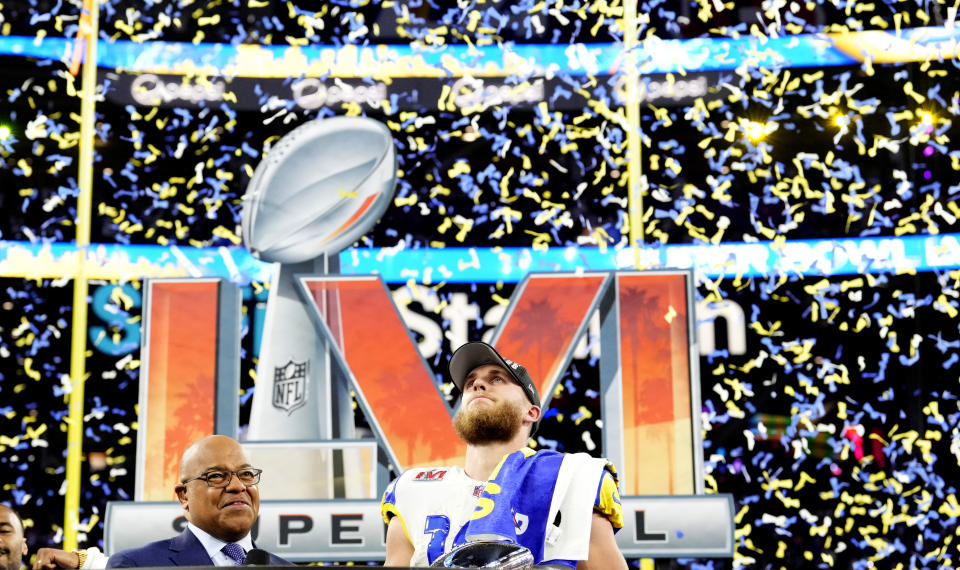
[
  {"xmin": 105, "ymin": 495, "xmax": 734, "ymax": 560},
  {"xmin": 98, "ymin": 70, "xmax": 724, "ymax": 112}
]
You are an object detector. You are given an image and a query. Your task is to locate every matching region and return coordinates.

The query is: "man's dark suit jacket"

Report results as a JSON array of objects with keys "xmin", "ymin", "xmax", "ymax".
[{"xmin": 105, "ymin": 528, "xmax": 291, "ymax": 567}]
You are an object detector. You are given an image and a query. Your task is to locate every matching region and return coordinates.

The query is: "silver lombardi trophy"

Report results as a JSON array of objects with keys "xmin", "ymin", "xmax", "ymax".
[
  {"xmin": 430, "ymin": 541, "xmax": 534, "ymax": 569},
  {"xmin": 240, "ymin": 116, "xmax": 397, "ymax": 497}
]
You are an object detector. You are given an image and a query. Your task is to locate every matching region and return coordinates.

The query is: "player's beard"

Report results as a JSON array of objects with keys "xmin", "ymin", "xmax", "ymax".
[{"xmin": 454, "ymin": 398, "xmax": 525, "ymax": 444}]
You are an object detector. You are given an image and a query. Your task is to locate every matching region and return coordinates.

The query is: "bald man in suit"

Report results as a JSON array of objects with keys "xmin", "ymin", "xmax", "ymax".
[{"xmin": 34, "ymin": 436, "xmax": 289, "ymax": 568}]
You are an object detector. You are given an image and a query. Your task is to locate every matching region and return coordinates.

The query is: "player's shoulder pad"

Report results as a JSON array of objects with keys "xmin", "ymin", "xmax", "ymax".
[
  {"xmin": 601, "ymin": 459, "xmax": 621, "ymax": 488},
  {"xmin": 594, "ymin": 462, "xmax": 624, "ymax": 530},
  {"xmin": 381, "ymin": 466, "xmax": 453, "ymax": 523}
]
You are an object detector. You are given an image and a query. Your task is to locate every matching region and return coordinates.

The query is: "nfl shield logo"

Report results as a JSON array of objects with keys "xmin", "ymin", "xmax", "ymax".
[{"xmin": 273, "ymin": 360, "xmax": 308, "ymax": 413}]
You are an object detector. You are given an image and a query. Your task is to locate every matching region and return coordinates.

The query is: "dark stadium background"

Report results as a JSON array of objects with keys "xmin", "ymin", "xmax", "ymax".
[{"xmin": 1, "ymin": 1, "xmax": 959, "ymax": 568}]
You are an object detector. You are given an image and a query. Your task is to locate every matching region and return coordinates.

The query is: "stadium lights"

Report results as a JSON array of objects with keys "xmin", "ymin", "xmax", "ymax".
[
  {"xmin": 0, "ymin": 125, "xmax": 11, "ymax": 140},
  {"xmin": 742, "ymin": 120, "xmax": 771, "ymax": 142},
  {"xmin": 912, "ymin": 110, "xmax": 937, "ymax": 139}
]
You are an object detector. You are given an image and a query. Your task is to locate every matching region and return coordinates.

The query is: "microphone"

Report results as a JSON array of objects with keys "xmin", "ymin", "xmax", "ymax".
[{"xmin": 244, "ymin": 549, "xmax": 271, "ymax": 566}]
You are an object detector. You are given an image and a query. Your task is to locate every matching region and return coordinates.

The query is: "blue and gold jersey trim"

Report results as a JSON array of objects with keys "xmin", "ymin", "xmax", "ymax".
[{"xmin": 593, "ymin": 463, "xmax": 624, "ymax": 530}]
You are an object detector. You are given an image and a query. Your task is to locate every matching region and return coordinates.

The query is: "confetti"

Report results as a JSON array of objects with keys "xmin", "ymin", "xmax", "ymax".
[{"xmin": 2, "ymin": 1, "xmax": 960, "ymax": 567}]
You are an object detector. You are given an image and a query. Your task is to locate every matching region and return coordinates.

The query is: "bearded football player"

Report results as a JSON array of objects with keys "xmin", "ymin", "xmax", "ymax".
[{"xmin": 380, "ymin": 341, "xmax": 627, "ymax": 569}]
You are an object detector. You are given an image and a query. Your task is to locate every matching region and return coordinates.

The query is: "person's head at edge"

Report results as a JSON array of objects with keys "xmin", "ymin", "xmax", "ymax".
[
  {"xmin": 0, "ymin": 504, "xmax": 28, "ymax": 570},
  {"xmin": 174, "ymin": 435, "xmax": 260, "ymax": 544},
  {"xmin": 448, "ymin": 342, "xmax": 542, "ymax": 445}
]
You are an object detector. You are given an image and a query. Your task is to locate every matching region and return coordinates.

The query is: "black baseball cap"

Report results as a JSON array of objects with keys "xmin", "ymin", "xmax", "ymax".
[{"xmin": 449, "ymin": 341, "xmax": 542, "ymax": 436}]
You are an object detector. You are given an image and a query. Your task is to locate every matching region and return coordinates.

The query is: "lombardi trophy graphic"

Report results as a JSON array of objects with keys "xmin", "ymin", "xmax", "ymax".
[{"xmin": 240, "ymin": 116, "xmax": 397, "ymax": 496}]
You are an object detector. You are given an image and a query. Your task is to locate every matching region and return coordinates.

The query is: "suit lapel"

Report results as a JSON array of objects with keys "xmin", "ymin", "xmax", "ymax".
[{"xmin": 169, "ymin": 529, "xmax": 216, "ymax": 566}]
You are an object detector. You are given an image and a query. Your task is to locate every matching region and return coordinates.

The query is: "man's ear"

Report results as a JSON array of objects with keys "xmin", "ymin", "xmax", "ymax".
[
  {"xmin": 175, "ymin": 485, "xmax": 188, "ymax": 507},
  {"xmin": 527, "ymin": 405, "xmax": 542, "ymax": 423},
  {"xmin": 19, "ymin": 537, "xmax": 27, "ymax": 558}
]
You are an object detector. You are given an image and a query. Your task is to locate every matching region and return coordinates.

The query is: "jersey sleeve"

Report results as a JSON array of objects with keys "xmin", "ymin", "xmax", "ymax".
[
  {"xmin": 380, "ymin": 476, "xmax": 401, "ymax": 524},
  {"xmin": 592, "ymin": 463, "xmax": 624, "ymax": 530}
]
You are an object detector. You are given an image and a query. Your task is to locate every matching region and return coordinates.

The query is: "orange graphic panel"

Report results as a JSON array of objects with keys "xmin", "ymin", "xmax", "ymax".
[
  {"xmin": 495, "ymin": 274, "xmax": 608, "ymax": 400},
  {"xmin": 618, "ymin": 273, "xmax": 693, "ymax": 495},
  {"xmin": 140, "ymin": 281, "xmax": 220, "ymax": 500},
  {"xmin": 302, "ymin": 277, "xmax": 463, "ymax": 470}
]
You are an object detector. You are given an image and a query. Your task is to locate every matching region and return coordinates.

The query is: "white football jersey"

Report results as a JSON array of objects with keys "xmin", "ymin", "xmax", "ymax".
[
  {"xmin": 380, "ymin": 452, "xmax": 622, "ymax": 568},
  {"xmin": 381, "ymin": 466, "xmax": 485, "ymax": 567}
]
